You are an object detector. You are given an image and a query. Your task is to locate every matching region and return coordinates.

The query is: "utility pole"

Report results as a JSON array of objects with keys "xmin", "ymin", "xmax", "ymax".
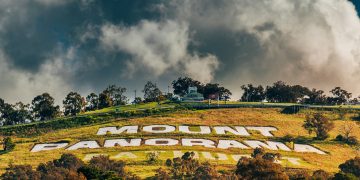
[{"xmin": 134, "ymin": 90, "xmax": 137, "ymax": 108}]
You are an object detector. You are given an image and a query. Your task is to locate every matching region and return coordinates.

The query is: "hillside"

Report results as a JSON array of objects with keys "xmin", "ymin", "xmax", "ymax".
[{"xmin": 0, "ymin": 104, "xmax": 360, "ymax": 178}]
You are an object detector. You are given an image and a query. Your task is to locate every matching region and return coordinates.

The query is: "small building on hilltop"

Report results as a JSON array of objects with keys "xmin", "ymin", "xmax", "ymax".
[{"xmin": 182, "ymin": 86, "xmax": 204, "ymax": 102}]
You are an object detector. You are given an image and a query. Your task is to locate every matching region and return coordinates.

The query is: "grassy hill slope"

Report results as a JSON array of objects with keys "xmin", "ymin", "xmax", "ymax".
[{"xmin": 0, "ymin": 105, "xmax": 359, "ymax": 178}]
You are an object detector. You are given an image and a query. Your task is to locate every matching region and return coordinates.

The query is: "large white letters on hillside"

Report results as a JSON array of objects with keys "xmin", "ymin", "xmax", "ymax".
[
  {"xmin": 245, "ymin": 126, "xmax": 277, "ymax": 137},
  {"xmin": 31, "ymin": 143, "xmax": 68, "ymax": 152},
  {"xmin": 143, "ymin": 125, "xmax": 176, "ymax": 133},
  {"xmin": 96, "ymin": 125, "xmax": 277, "ymax": 136},
  {"xmin": 104, "ymin": 139, "xmax": 141, "ymax": 147},
  {"xmin": 31, "ymin": 124, "xmax": 326, "ymax": 155},
  {"xmin": 97, "ymin": 126, "xmax": 138, "ymax": 135},
  {"xmin": 214, "ymin": 126, "xmax": 250, "ymax": 136},
  {"xmin": 182, "ymin": 138, "xmax": 216, "ymax": 148},
  {"xmin": 179, "ymin": 126, "xmax": 211, "ymax": 134},
  {"xmin": 67, "ymin": 141, "xmax": 100, "ymax": 150},
  {"xmin": 293, "ymin": 144, "xmax": 326, "ymax": 155},
  {"xmin": 145, "ymin": 138, "xmax": 179, "ymax": 146},
  {"xmin": 244, "ymin": 141, "xmax": 291, "ymax": 151},
  {"xmin": 217, "ymin": 140, "xmax": 249, "ymax": 149}
]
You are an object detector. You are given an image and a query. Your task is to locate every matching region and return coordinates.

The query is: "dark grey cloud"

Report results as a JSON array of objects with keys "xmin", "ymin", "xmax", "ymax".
[{"xmin": 0, "ymin": 0, "xmax": 360, "ymax": 104}]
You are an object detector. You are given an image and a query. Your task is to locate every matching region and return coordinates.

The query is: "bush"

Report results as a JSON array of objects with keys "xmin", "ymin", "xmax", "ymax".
[
  {"xmin": 335, "ymin": 134, "xmax": 344, "ymax": 142},
  {"xmin": 235, "ymin": 157, "xmax": 289, "ymax": 180},
  {"xmin": 338, "ymin": 157, "xmax": 360, "ymax": 177},
  {"xmin": 347, "ymin": 136, "xmax": 359, "ymax": 145},
  {"xmin": 312, "ymin": 169, "xmax": 332, "ymax": 179},
  {"xmin": 1, "ymin": 154, "xmax": 139, "ymax": 180},
  {"xmin": 3, "ymin": 137, "xmax": 15, "ymax": 152},
  {"xmin": 146, "ymin": 152, "xmax": 160, "ymax": 164},
  {"xmin": 1, "ymin": 164, "xmax": 41, "ymax": 180},
  {"xmin": 333, "ymin": 172, "xmax": 358, "ymax": 180}
]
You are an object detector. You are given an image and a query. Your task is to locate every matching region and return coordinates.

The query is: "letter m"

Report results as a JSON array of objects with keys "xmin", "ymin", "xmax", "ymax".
[{"xmin": 97, "ymin": 126, "xmax": 138, "ymax": 135}]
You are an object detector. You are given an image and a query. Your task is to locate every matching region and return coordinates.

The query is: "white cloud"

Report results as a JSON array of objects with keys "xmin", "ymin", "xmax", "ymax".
[
  {"xmin": 100, "ymin": 20, "xmax": 219, "ymax": 83},
  {"xmin": 170, "ymin": 0, "xmax": 360, "ymax": 97},
  {"xmin": 0, "ymin": 47, "xmax": 76, "ymax": 105}
]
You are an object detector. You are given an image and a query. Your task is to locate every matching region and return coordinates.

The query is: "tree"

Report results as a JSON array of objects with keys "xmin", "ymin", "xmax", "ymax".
[
  {"xmin": 133, "ymin": 97, "xmax": 143, "ymax": 104},
  {"xmin": 304, "ymin": 88, "xmax": 327, "ymax": 105},
  {"xmin": 172, "ymin": 77, "xmax": 203, "ymax": 96},
  {"xmin": 36, "ymin": 153, "xmax": 86, "ymax": 180},
  {"xmin": 98, "ymin": 92, "xmax": 112, "ymax": 109},
  {"xmin": 328, "ymin": 87, "xmax": 352, "ymax": 105},
  {"xmin": 103, "ymin": 85, "xmax": 128, "ymax": 106},
  {"xmin": 31, "ymin": 93, "xmax": 60, "ymax": 120},
  {"xmin": 143, "ymin": 81, "xmax": 162, "ymax": 102},
  {"xmin": 86, "ymin": 93, "xmax": 99, "ymax": 111},
  {"xmin": 241, "ymin": 84, "xmax": 266, "ymax": 102},
  {"xmin": 339, "ymin": 121, "xmax": 357, "ymax": 141},
  {"xmin": 203, "ymin": 83, "xmax": 232, "ymax": 100},
  {"xmin": 63, "ymin": 92, "xmax": 83, "ymax": 116},
  {"xmin": 1, "ymin": 102, "xmax": 32, "ymax": 126},
  {"xmin": 303, "ymin": 113, "xmax": 334, "ymax": 140},
  {"xmin": 266, "ymin": 81, "xmax": 310, "ymax": 103}
]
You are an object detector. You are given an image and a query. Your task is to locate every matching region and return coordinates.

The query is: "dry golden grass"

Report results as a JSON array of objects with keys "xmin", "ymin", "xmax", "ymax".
[{"xmin": 1, "ymin": 108, "xmax": 360, "ymax": 177}]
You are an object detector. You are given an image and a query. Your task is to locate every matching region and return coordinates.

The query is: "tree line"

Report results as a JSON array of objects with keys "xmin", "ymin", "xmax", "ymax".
[
  {"xmin": 0, "ymin": 78, "xmax": 231, "ymax": 126},
  {"xmin": 240, "ymin": 81, "xmax": 357, "ymax": 105},
  {"xmin": 1, "ymin": 77, "xmax": 358, "ymax": 126}
]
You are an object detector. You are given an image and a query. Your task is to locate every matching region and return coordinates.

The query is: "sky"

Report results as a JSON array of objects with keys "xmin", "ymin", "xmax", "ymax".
[{"xmin": 0, "ymin": 0, "xmax": 360, "ymax": 105}]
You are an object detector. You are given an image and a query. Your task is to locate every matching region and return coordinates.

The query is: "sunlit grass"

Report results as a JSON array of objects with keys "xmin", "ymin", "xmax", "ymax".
[{"xmin": 1, "ymin": 107, "xmax": 360, "ymax": 176}]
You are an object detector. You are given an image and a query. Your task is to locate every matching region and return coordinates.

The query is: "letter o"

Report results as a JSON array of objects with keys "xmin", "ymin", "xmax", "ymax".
[{"xmin": 143, "ymin": 125, "xmax": 175, "ymax": 133}]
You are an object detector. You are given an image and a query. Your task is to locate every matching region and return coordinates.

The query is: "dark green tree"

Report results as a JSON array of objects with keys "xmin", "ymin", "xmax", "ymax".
[
  {"xmin": 172, "ymin": 77, "xmax": 203, "ymax": 96},
  {"xmin": 266, "ymin": 81, "xmax": 310, "ymax": 103},
  {"xmin": 328, "ymin": 87, "xmax": 352, "ymax": 105},
  {"xmin": 63, "ymin": 92, "xmax": 83, "ymax": 116},
  {"xmin": 143, "ymin": 81, "xmax": 162, "ymax": 102},
  {"xmin": 203, "ymin": 83, "xmax": 232, "ymax": 100},
  {"xmin": 103, "ymin": 85, "xmax": 128, "ymax": 106},
  {"xmin": 31, "ymin": 93, "xmax": 60, "ymax": 120},
  {"xmin": 241, "ymin": 84, "xmax": 266, "ymax": 102},
  {"xmin": 1, "ymin": 102, "xmax": 32, "ymax": 125},
  {"xmin": 85, "ymin": 93, "xmax": 99, "ymax": 111},
  {"xmin": 98, "ymin": 92, "xmax": 112, "ymax": 109},
  {"xmin": 304, "ymin": 88, "xmax": 327, "ymax": 105}
]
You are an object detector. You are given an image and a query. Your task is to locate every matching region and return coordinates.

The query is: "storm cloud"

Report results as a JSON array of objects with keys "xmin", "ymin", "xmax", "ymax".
[{"xmin": 0, "ymin": 0, "xmax": 359, "ymax": 104}]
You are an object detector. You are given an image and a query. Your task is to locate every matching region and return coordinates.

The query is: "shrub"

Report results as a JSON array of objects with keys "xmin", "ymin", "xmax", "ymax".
[
  {"xmin": 338, "ymin": 157, "xmax": 360, "ymax": 177},
  {"xmin": 287, "ymin": 169, "xmax": 310, "ymax": 180},
  {"xmin": 333, "ymin": 173, "xmax": 358, "ymax": 180},
  {"xmin": 146, "ymin": 152, "xmax": 160, "ymax": 164},
  {"xmin": 1, "ymin": 164, "xmax": 41, "ymax": 180},
  {"xmin": 312, "ymin": 169, "xmax": 332, "ymax": 179},
  {"xmin": 3, "ymin": 137, "xmax": 15, "ymax": 152},
  {"xmin": 335, "ymin": 134, "xmax": 344, "ymax": 142},
  {"xmin": 282, "ymin": 134, "xmax": 295, "ymax": 142},
  {"xmin": 347, "ymin": 136, "xmax": 358, "ymax": 145},
  {"xmin": 235, "ymin": 157, "xmax": 289, "ymax": 180}
]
